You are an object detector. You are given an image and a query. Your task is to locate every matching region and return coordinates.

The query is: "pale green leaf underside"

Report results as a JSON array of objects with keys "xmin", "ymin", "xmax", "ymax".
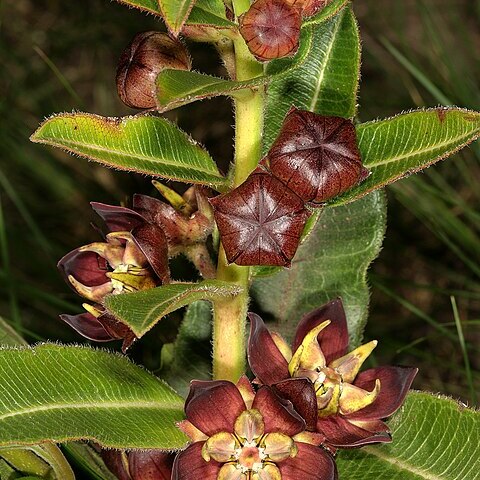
[
  {"xmin": 252, "ymin": 191, "xmax": 386, "ymax": 346},
  {"xmin": 332, "ymin": 108, "xmax": 480, "ymax": 205},
  {"xmin": 0, "ymin": 344, "xmax": 187, "ymax": 449},
  {"xmin": 159, "ymin": 301, "xmax": 212, "ymax": 397},
  {"xmin": 105, "ymin": 280, "xmax": 242, "ymax": 337},
  {"xmin": 158, "ymin": 0, "xmax": 197, "ymax": 34},
  {"xmin": 263, "ymin": 6, "xmax": 360, "ymax": 153},
  {"xmin": 31, "ymin": 113, "xmax": 225, "ymax": 187},
  {"xmin": 337, "ymin": 392, "xmax": 480, "ymax": 480},
  {"xmin": 0, "ymin": 317, "xmax": 27, "ymax": 346}
]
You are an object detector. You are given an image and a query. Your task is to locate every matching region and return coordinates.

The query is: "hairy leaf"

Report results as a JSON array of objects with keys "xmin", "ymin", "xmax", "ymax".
[
  {"xmin": 263, "ymin": 5, "xmax": 360, "ymax": 153},
  {"xmin": 158, "ymin": 0, "xmax": 197, "ymax": 34},
  {"xmin": 336, "ymin": 392, "xmax": 480, "ymax": 479},
  {"xmin": 252, "ymin": 191, "xmax": 386, "ymax": 346},
  {"xmin": 0, "ymin": 344, "xmax": 187, "ymax": 449},
  {"xmin": 105, "ymin": 280, "xmax": 242, "ymax": 337},
  {"xmin": 331, "ymin": 108, "xmax": 480, "ymax": 205},
  {"xmin": 31, "ymin": 113, "xmax": 225, "ymax": 187},
  {"xmin": 155, "ymin": 23, "xmax": 316, "ymax": 111},
  {"xmin": 159, "ymin": 301, "xmax": 212, "ymax": 397}
]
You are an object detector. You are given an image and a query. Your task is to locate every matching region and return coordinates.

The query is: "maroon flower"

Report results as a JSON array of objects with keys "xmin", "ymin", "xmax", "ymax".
[
  {"xmin": 265, "ymin": 108, "xmax": 369, "ymax": 205},
  {"xmin": 58, "ymin": 201, "xmax": 170, "ymax": 350},
  {"xmin": 239, "ymin": 0, "xmax": 302, "ymax": 62},
  {"xmin": 210, "ymin": 171, "xmax": 311, "ymax": 267},
  {"xmin": 173, "ymin": 377, "xmax": 337, "ymax": 480},
  {"xmin": 248, "ymin": 299, "xmax": 418, "ymax": 448},
  {"xmin": 102, "ymin": 449, "xmax": 175, "ymax": 480}
]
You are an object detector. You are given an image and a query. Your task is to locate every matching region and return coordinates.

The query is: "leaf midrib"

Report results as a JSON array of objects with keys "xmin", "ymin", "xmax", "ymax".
[
  {"xmin": 362, "ymin": 446, "xmax": 447, "ymax": 480},
  {"xmin": 0, "ymin": 400, "xmax": 182, "ymax": 421},
  {"xmin": 360, "ymin": 129, "xmax": 480, "ymax": 168},
  {"xmin": 35, "ymin": 136, "xmax": 222, "ymax": 178}
]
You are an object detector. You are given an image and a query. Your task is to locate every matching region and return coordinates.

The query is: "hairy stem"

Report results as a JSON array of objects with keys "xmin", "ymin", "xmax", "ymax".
[{"xmin": 212, "ymin": 34, "xmax": 264, "ymax": 382}]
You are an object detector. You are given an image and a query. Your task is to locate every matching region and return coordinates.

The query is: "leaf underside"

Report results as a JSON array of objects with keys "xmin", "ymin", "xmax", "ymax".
[
  {"xmin": 336, "ymin": 392, "xmax": 480, "ymax": 480},
  {"xmin": 158, "ymin": 0, "xmax": 197, "ymax": 34},
  {"xmin": 0, "ymin": 344, "xmax": 187, "ymax": 449},
  {"xmin": 30, "ymin": 113, "xmax": 225, "ymax": 187},
  {"xmin": 105, "ymin": 280, "xmax": 242, "ymax": 337}
]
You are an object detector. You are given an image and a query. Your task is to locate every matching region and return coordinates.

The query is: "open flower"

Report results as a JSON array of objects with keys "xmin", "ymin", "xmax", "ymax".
[
  {"xmin": 248, "ymin": 299, "xmax": 418, "ymax": 448},
  {"xmin": 173, "ymin": 377, "xmax": 337, "ymax": 480}
]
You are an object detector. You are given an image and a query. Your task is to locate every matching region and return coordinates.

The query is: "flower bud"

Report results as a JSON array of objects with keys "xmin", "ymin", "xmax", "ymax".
[
  {"xmin": 116, "ymin": 31, "xmax": 191, "ymax": 109},
  {"xmin": 239, "ymin": 0, "xmax": 301, "ymax": 62}
]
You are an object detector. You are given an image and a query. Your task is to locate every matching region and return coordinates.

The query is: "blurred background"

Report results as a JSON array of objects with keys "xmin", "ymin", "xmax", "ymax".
[{"xmin": 1, "ymin": 0, "xmax": 479, "ymax": 404}]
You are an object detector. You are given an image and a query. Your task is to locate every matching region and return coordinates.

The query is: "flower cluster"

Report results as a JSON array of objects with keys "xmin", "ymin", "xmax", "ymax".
[
  {"xmin": 108, "ymin": 298, "xmax": 416, "ymax": 480},
  {"xmin": 58, "ymin": 185, "xmax": 214, "ymax": 350}
]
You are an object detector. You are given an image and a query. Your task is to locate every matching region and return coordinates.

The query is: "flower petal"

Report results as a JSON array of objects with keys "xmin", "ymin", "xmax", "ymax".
[
  {"xmin": 272, "ymin": 378, "xmax": 318, "ymax": 431},
  {"xmin": 278, "ymin": 442, "xmax": 337, "ymax": 480},
  {"xmin": 132, "ymin": 223, "xmax": 170, "ymax": 283},
  {"xmin": 185, "ymin": 380, "xmax": 246, "ymax": 436},
  {"xmin": 236, "ymin": 375, "xmax": 256, "ymax": 409},
  {"xmin": 263, "ymin": 432, "xmax": 297, "ymax": 462},
  {"xmin": 289, "ymin": 321, "xmax": 329, "ymax": 376},
  {"xmin": 252, "ymin": 386, "xmax": 305, "ymax": 437},
  {"xmin": 60, "ymin": 312, "xmax": 113, "ymax": 342},
  {"xmin": 349, "ymin": 366, "xmax": 418, "ymax": 420},
  {"xmin": 217, "ymin": 463, "xmax": 243, "ymax": 480},
  {"xmin": 317, "ymin": 415, "xmax": 391, "ymax": 448},
  {"xmin": 101, "ymin": 450, "xmax": 130, "ymax": 480},
  {"xmin": 292, "ymin": 298, "xmax": 348, "ymax": 364},
  {"xmin": 339, "ymin": 380, "xmax": 381, "ymax": 416},
  {"xmin": 90, "ymin": 202, "xmax": 145, "ymax": 233},
  {"xmin": 128, "ymin": 450, "xmax": 175, "ymax": 480},
  {"xmin": 329, "ymin": 340, "xmax": 377, "ymax": 383},
  {"xmin": 172, "ymin": 442, "xmax": 220, "ymax": 480},
  {"xmin": 98, "ymin": 311, "xmax": 137, "ymax": 352},
  {"xmin": 248, "ymin": 313, "xmax": 290, "ymax": 385},
  {"xmin": 202, "ymin": 432, "xmax": 237, "ymax": 462},
  {"xmin": 234, "ymin": 409, "xmax": 264, "ymax": 443},
  {"xmin": 58, "ymin": 248, "xmax": 109, "ymax": 288}
]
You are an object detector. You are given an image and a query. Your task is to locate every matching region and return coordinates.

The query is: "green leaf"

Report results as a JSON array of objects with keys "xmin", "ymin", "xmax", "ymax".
[
  {"xmin": 155, "ymin": 23, "xmax": 317, "ymax": 111},
  {"xmin": 187, "ymin": 0, "xmax": 234, "ymax": 29},
  {"xmin": 63, "ymin": 443, "xmax": 117, "ymax": 480},
  {"xmin": 0, "ymin": 317, "xmax": 27, "ymax": 346},
  {"xmin": 113, "ymin": 0, "xmax": 161, "ymax": 15},
  {"xmin": 263, "ymin": 6, "xmax": 361, "ymax": 153},
  {"xmin": 0, "ymin": 459, "xmax": 16, "ymax": 480},
  {"xmin": 105, "ymin": 280, "xmax": 242, "ymax": 338},
  {"xmin": 159, "ymin": 301, "xmax": 212, "ymax": 397},
  {"xmin": 0, "ymin": 344, "xmax": 187, "ymax": 449},
  {"xmin": 158, "ymin": 0, "xmax": 197, "ymax": 34},
  {"xmin": 0, "ymin": 448, "xmax": 51, "ymax": 478},
  {"xmin": 30, "ymin": 113, "xmax": 225, "ymax": 187},
  {"xmin": 331, "ymin": 108, "xmax": 480, "ymax": 205},
  {"xmin": 336, "ymin": 392, "xmax": 480, "ymax": 479},
  {"xmin": 252, "ymin": 191, "xmax": 386, "ymax": 345}
]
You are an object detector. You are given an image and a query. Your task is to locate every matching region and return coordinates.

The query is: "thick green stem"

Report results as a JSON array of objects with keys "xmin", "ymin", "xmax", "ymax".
[{"xmin": 212, "ymin": 34, "xmax": 264, "ymax": 382}]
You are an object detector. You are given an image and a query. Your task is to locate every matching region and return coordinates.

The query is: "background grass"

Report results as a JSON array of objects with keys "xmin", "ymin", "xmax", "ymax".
[{"xmin": 0, "ymin": 0, "xmax": 478, "ymax": 405}]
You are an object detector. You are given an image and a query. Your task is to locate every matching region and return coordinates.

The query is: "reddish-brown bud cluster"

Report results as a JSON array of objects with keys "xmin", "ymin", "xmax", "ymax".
[
  {"xmin": 239, "ymin": 0, "xmax": 302, "ymax": 61},
  {"xmin": 116, "ymin": 31, "xmax": 191, "ymax": 109},
  {"xmin": 210, "ymin": 108, "xmax": 368, "ymax": 267}
]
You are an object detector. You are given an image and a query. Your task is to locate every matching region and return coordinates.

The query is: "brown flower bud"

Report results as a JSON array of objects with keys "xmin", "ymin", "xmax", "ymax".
[
  {"xmin": 266, "ymin": 108, "xmax": 368, "ymax": 204},
  {"xmin": 286, "ymin": 0, "xmax": 329, "ymax": 17},
  {"xmin": 239, "ymin": 0, "xmax": 302, "ymax": 62},
  {"xmin": 116, "ymin": 31, "xmax": 191, "ymax": 109},
  {"xmin": 210, "ymin": 171, "xmax": 311, "ymax": 267}
]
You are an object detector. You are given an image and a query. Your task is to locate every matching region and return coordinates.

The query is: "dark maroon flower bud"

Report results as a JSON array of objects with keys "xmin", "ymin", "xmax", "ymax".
[
  {"xmin": 239, "ymin": 0, "xmax": 302, "ymax": 62},
  {"xmin": 266, "ymin": 108, "xmax": 369, "ymax": 204},
  {"xmin": 116, "ymin": 31, "xmax": 191, "ymax": 109},
  {"xmin": 210, "ymin": 172, "xmax": 311, "ymax": 267},
  {"xmin": 287, "ymin": 0, "xmax": 329, "ymax": 17}
]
